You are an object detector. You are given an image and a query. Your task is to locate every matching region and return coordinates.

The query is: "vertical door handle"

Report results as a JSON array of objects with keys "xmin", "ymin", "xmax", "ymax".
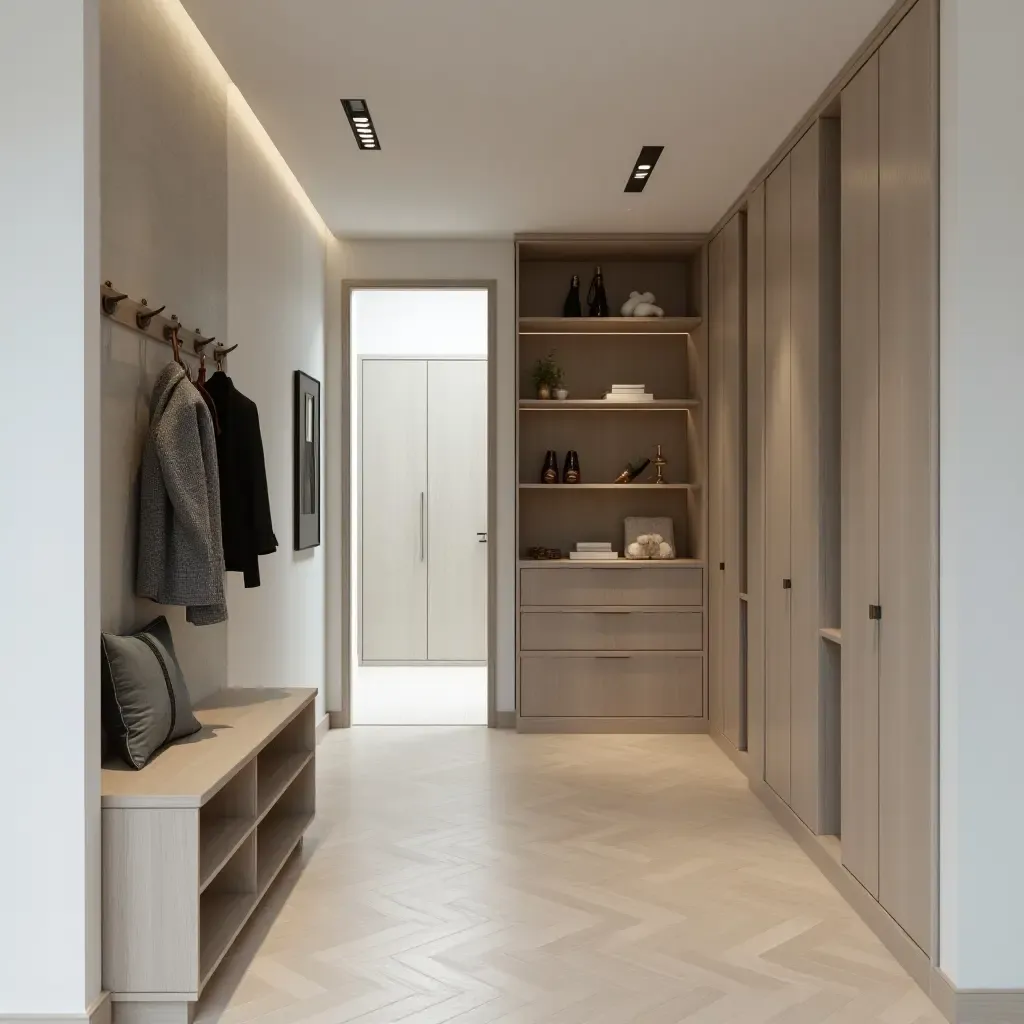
[
  {"xmin": 719, "ymin": 562, "xmax": 725, "ymax": 571},
  {"xmin": 869, "ymin": 604, "xmax": 882, "ymax": 620},
  {"xmin": 477, "ymin": 532, "xmax": 488, "ymax": 544},
  {"xmin": 420, "ymin": 492, "xmax": 425, "ymax": 562},
  {"xmin": 782, "ymin": 578, "xmax": 792, "ymax": 590}
]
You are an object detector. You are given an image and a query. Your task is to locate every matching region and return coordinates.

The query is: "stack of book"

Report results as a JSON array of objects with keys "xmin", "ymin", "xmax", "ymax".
[
  {"xmin": 569, "ymin": 542, "xmax": 619, "ymax": 561},
  {"xmin": 604, "ymin": 384, "xmax": 654, "ymax": 403}
]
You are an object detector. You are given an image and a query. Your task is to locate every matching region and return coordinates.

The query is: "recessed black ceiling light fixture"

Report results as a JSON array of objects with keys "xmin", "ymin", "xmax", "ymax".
[
  {"xmin": 624, "ymin": 146, "xmax": 664, "ymax": 192},
  {"xmin": 341, "ymin": 99, "xmax": 380, "ymax": 151}
]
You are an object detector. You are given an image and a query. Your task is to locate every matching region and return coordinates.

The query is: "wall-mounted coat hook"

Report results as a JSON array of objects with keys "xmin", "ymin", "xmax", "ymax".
[
  {"xmin": 163, "ymin": 314, "xmax": 182, "ymax": 343},
  {"xmin": 101, "ymin": 281, "xmax": 128, "ymax": 316},
  {"xmin": 213, "ymin": 343, "xmax": 238, "ymax": 369},
  {"xmin": 193, "ymin": 332, "xmax": 216, "ymax": 352},
  {"xmin": 136, "ymin": 300, "xmax": 166, "ymax": 330}
]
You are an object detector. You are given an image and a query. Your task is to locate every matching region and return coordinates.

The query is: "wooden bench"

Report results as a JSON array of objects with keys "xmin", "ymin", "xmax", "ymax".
[{"xmin": 101, "ymin": 687, "xmax": 317, "ymax": 1024}]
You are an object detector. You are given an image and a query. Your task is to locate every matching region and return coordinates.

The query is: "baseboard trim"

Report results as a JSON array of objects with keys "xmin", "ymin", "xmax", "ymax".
[
  {"xmin": 494, "ymin": 711, "xmax": 515, "ymax": 729},
  {"xmin": 516, "ymin": 717, "xmax": 710, "ymax": 734},
  {"xmin": 750, "ymin": 777, "xmax": 932, "ymax": 993},
  {"xmin": 2, "ymin": 993, "xmax": 111, "ymax": 1024},
  {"xmin": 316, "ymin": 713, "xmax": 330, "ymax": 744},
  {"xmin": 932, "ymin": 973, "xmax": 1024, "ymax": 1024},
  {"xmin": 930, "ymin": 969, "xmax": 958, "ymax": 1022},
  {"xmin": 709, "ymin": 728, "xmax": 750, "ymax": 775},
  {"xmin": 328, "ymin": 711, "xmax": 347, "ymax": 730}
]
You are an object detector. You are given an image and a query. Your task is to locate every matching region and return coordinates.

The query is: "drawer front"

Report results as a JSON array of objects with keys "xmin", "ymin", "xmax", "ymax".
[
  {"xmin": 520, "ymin": 654, "xmax": 704, "ymax": 718},
  {"xmin": 520, "ymin": 567, "xmax": 703, "ymax": 607},
  {"xmin": 520, "ymin": 611, "xmax": 703, "ymax": 652}
]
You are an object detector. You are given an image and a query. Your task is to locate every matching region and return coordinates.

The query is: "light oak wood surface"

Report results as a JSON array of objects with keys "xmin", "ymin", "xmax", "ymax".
[
  {"xmin": 520, "ymin": 610, "xmax": 703, "ymax": 652},
  {"xmin": 708, "ymin": 230, "xmax": 725, "ymax": 738},
  {"xmin": 521, "ymin": 565, "xmax": 703, "ymax": 607},
  {"xmin": 102, "ymin": 689, "xmax": 317, "ymax": 809}
]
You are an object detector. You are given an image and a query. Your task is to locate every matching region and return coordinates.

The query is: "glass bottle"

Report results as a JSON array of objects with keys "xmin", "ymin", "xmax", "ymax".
[{"xmin": 587, "ymin": 266, "xmax": 609, "ymax": 317}]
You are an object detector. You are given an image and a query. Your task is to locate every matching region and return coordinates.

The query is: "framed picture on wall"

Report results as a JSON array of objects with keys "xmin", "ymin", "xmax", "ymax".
[{"xmin": 294, "ymin": 371, "xmax": 321, "ymax": 550}]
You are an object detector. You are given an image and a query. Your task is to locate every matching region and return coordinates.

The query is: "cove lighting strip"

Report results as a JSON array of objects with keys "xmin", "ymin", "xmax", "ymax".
[
  {"xmin": 341, "ymin": 99, "xmax": 381, "ymax": 150},
  {"xmin": 625, "ymin": 146, "xmax": 664, "ymax": 192}
]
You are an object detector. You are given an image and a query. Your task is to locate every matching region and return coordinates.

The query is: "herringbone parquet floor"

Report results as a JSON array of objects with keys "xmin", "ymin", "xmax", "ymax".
[{"xmin": 196, "ymin": 729, "xmax": 943, "ymax": 1024}]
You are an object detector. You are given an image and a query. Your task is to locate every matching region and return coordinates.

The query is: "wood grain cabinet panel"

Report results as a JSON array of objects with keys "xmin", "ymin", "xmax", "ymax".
[
  {"xmin": 520, "ymin": 567, "xmax": 703, "ymax": 608},
  {"xmin": 520, "ymin": 611, "xmax": 703, "ymax": 652}
]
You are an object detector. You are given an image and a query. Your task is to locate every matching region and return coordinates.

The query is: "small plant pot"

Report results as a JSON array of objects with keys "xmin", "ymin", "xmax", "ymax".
[
  {"xmin": 554, "ymin": 388, "xmax": 569, "ymax": 401},
  {"xmin": 537, "ymin": 384, "xmax": 552, "ymax": 400}
]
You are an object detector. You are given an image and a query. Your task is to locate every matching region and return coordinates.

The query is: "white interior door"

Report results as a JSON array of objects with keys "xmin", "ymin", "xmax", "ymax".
[
  {"xmin": 361, "ymin": 359, "xmax": 428, "ymax": 662},
  {"xmin": 427, "ymin": 360, "xmax": 488, "ymax": 662}
]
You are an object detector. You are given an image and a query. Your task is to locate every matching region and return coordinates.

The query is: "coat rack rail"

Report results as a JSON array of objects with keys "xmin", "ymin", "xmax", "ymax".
[{"xmin": 100, "ymin": 281, "xmax": 236, "ymax": 364}]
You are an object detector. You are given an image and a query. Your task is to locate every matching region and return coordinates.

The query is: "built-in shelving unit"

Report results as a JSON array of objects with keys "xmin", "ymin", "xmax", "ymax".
[
  {"xmin": 516, "ymin": 234, "xmax": 708, "ymax": 732},
  {"xmin": 820, "ymin": 627, "xmax": 842, "ymax": 645}
]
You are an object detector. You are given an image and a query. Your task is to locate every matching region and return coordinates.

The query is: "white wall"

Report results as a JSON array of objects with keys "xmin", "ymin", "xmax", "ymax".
[
  {"xmin": 939, "ymin": 0, "xmax": 1024, "ymax": 991},
  {"xmin": 100, "ymin": 0, "xmax": 333, "ymax": 719},
  {"xmin": 336, "ymin": 241, "xmax": 516, "ymax": 712},
  {"xmin": 0, "ymin": 2, "xmax": 102, "ymax": 1015}
]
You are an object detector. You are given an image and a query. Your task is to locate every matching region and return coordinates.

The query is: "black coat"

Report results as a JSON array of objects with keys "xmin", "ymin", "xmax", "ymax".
[{"xmin": 205, "ymin": 372, "xmax": 277, "ymax": 587}]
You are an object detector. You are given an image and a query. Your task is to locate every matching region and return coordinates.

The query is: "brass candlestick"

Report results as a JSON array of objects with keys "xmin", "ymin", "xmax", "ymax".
[{"xmin": 653, "ymin": 444, "xmax": 668, "ymax": 484}]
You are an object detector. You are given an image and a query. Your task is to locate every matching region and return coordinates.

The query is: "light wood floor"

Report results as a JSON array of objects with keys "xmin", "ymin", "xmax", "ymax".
[{"xmin": 197, "ymin": 730, "xmax": 942, "ymax": 1024}]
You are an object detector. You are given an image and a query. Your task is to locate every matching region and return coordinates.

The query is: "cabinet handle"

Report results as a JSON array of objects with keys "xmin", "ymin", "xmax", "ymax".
[
  {"xmin": 869, "ymin": 604, "xmax": 882, "ymax": 620},
  {"xmin": 477, "ymin": 532, "xmax": 488, "ymax": 544},
  {"xmin": 782, "ymin": 578, "xmax": 792, "ymax": 590},
  {"xmin": 719, "ymin": 562, "xmax": 726, "ymax": 571},
  {"xmin": 596, "ymin": 654, "xmax": 631, "ymax": 659},
  {"xmin": 420, "ymin": 492, "xmax": 425, "ymax": 562}
]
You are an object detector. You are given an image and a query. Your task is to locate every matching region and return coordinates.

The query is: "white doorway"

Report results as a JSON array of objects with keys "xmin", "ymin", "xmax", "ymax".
[{"xmin": 350, "ymin": 287, "xmax": 490, "ymax": 725}]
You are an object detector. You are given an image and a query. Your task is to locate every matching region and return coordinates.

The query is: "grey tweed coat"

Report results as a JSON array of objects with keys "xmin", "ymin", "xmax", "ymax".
[{"xmin": 137, "ymin": 362, "xmax": 227, "ymax": 625}]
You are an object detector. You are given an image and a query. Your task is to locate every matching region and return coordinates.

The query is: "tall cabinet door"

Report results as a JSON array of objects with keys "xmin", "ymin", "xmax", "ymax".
[
  {"xmin": 427, "ymin": 360, "xmax": 488, "ymax": 662},
  {"xmin": 708, "ymin": 233, "xmax": 726, "ymax": 737},
  {"xmin": 721, "ymin": 213, "xmax": 746, "ymax": 750},
  {"xmin": 746, "ymin": 184, "xmax": 767, "ymax": 781},
  {"xmin": 361, "ymin": 359, "xmax": 429, "ymax": 662},
  {"xmin": 878, "ymin": 0, "xmax": 937, "ymax": 954},
  {"xmin": 840, "ymin": 53, "xmax": 881, "ymax": 898},
  {"xmin": 764, "ymin": 156, "xmax": 793, "ymax": 802}
]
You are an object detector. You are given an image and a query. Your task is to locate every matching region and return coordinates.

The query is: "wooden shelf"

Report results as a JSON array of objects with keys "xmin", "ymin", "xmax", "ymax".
[
  {"xmin": 519, "ymin": 398, "xmax": 698, "ymax": 411},
  {"xmin": 199, "ymin": 817, "xmax": 255, "ymax": 893},
  {"xmin": 257, "ymin": 752, "xmax": 312, "ymax": 820},
  {"xmin": 519, "ymin": 483, "xmax": 697, "ymax": 491},
  {"xmin": 257, "ymin": 813, "xmax": 312, "ymax": 895},
  {"xmin": 519, "ymin": 558, "xmax": 704, "ymax": 569},
  {"xmin": 199, "ymin": 892, "xmax": 258, "ymax": 989},
  {"xmin": 519, "ymin": 316, "xmax": 701, "ymax": 336},
  {"xmin": 820, "ymin": 627, "xmax": 842, "ymax": 645}
]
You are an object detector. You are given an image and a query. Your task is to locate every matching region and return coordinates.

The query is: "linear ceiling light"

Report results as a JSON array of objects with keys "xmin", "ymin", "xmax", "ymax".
[
  {"xmin": 624, "ymin": 146, "xmax": 664, "ymax": 192},
  {"xmin": 341, "ymin": 99, "xmax": 380, "ymax": 151}
]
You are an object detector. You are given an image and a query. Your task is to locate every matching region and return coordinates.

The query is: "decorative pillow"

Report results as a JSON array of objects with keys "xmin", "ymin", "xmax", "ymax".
[
  {"xmin": 624, "ymin": 516, "xmax": 677, "ymax": 559},
  {"xmin": 101, "ymin": 616, "xmax": 202, "ymax": 770}
]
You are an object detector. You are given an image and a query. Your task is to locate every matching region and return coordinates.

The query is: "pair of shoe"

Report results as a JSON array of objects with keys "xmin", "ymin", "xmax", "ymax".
[{"xmin": 541, "ymin": 450, "xmax": 580, "ymax": 484}]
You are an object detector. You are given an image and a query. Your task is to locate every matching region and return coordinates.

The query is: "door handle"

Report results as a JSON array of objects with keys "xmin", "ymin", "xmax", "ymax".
[
  {"xmin": 869, "ymin": 604, "xmax": 882, "ymax": 620},
  {"xmin": 719, "ymin": 562, "xmax": 725, "ymax": 571},
  {"xmin": 420, "ymin": 492, "xmax": 425, "ymax": 562},
  {"xmin": 477, "ymin": 532, "xmax": 488, "ymax": 544},
  {"xmin": 782, "ymin": 578, "xmax": 792, "ymax": 590}
]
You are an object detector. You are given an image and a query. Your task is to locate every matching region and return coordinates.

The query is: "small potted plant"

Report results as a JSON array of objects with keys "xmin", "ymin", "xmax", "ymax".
[{"xmin": 532, "ymin": 353, "xmax": 563, "ymax": 400}]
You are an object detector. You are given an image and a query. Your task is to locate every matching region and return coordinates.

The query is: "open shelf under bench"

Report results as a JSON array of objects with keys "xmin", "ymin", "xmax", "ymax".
[{"xmin": 101, "ymin": 687, "xmax": 316, "ymax": 1023}]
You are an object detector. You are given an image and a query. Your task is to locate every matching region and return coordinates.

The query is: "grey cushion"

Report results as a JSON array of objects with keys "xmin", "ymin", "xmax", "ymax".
[{"xmin": 101, "ymin": 616, "xmax": 202, "ymax": 770}]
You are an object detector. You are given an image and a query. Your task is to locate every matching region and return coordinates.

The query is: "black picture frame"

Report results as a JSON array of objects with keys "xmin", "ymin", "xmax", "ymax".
[{"xmin": 294, "ymin": 371, "xmax": 321, "ymax": 550}]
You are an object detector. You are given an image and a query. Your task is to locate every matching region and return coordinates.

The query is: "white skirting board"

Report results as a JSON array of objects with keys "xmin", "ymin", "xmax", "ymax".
[
  {"xmin": 316, "ymin": 713, "xmax": 330, "ymax": 744},
  {"xmin": 0, "ymin": 993, "xmax": 111, "ymax": 1024}
]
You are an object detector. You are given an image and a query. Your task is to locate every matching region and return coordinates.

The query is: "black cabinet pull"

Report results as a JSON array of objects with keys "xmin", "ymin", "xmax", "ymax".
[
  {"xmin": 869, "ymin": 604, "xmax": 882, "ymax": 620},
  {"xmin": 719, "ymin": 562, "xmax": 725, "ymax": 571},
  {"xmin": 782, "ymin": 578, "xmax": 792, "ymax": 590}
]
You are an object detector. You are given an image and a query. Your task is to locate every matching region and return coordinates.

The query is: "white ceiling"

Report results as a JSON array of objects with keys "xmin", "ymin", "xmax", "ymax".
[{"xmin": 182, "ymin": 0, "xmax": 894, "ymax": 238}]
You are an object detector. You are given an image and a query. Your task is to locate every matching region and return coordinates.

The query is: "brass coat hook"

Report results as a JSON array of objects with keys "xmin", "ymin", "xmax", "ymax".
[
  {"xmin": 136, "ymin": 300, "xmax": 166, "ymax": 330},
  {"xmin": 101, "ymin": 281, "xmax": 128, "ymax": 316},
  {"xmin": 193, "ymin": 332, "xmax": 216, "ymax": 352}
]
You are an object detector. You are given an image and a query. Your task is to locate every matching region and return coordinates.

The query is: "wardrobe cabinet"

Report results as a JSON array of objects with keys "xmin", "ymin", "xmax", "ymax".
[
  {"xmin": 709, "ymin": 213, "xmax": 745, "ymax": 750},
  {"xmin": 841, "ymin": 0, "xmax": 936, "ymax": 955},
  {"xmin": 763, "ymin": 119, "xmax": 840, "ymax": 835}
]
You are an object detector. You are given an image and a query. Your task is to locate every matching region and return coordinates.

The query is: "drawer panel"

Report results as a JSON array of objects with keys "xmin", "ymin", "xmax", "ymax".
[
  {"xmin": 520, "ymin": 654, "xmax": 704, "ymax": 718},
  {"xmin": 520, "ymin": 611, "xmax": 703, "ymax": 652},
  {"xmin": 520, "ymin": 566, "xmax": 703, "ymax": 607}
]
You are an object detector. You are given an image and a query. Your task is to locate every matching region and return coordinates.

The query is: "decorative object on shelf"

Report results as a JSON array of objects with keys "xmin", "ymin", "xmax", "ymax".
[
  {"xmin": 563, "ymin": 450, "xmax": 581, "ymax": 484},
  {"xmin": 587, "ymin": 266, "xmax": 610, "ymax": 317},
  {"xmin": 562, "ymin": 274, "xmax": 582, "ymax": 317},
  {"xmin": 526, "ymin": 546, "xmax": 564, "ymax": 560},
  {"xmin": 605, "ymin": 384, "xmax": 654, "ymax": 403},
  {"xmin": 569, "ymin": 541, "xmax": 619, "ymax": 561},
  {"xmin": 541, "ymin": 450, "xmax": 560, "ymax": 484},
  {"xmin": 554, "ymin": 387, "xmax": 569, "ymax": 401},
  {"xmin": 620, "ymin": 290, "xmax": 665, "ymax": 318},
  {"xmin": 625, "ymin": 516, "xmax": 676, "ymax": 559},
  {"xmin": 652, "ymin": 443, "xmax": 668, "ymax": 484},
  {"xmin": 294, "ymin": 371, "xmax": 321, "ymax": 550},
  {"xmin": 532, "ymin": 352, "xmax": 563, "ymax": 400},
  {"xmin": 613, "ymin": 457, "xmax": 651, "ymax": 484}
]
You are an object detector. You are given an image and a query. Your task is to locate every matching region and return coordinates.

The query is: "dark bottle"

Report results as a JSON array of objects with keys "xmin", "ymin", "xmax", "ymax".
[
  {"xmin": 563, "ymin": 275, "xmax": 582, "ymax": 317},
  {"xmin": 563, "ymin": 450, "xmax": 581, "ymax": 484},
  {"xmin": 587, "ymin": 266, "xmax": 609, "ymax": 317},
  {"xmin": 541, "ymin": 451, "xmax": 560, "ymax": 484},
  {"xmin": 613, "ymin": 457, "xmax": 651, "ymax": 484}
]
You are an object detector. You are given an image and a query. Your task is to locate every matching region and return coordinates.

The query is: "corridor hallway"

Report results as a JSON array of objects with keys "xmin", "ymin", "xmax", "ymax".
[{"xmin": 197, "ymin": 731, "xmax": 941, "ymax": 1024}]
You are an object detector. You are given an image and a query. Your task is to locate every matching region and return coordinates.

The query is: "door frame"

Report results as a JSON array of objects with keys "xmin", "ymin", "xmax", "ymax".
[
  {"xmin": 340, "ymin": 280, "xmax": 499, "ymax": 727},
  {"xmin": 357, "ymin": 354, "xmax": 488, "ymax": 670}
]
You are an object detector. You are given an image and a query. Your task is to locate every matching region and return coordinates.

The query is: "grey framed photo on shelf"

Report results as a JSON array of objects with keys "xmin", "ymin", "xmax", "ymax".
[{"xmin": 294, "ymin": 370, "xmax": 321, "ymax": 550}]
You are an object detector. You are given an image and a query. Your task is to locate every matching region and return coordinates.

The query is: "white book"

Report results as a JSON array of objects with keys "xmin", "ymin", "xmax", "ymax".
[
  {"xmin": 569, "ymin": 551, "xmax": 620, "ymax": 560},
  {"xmin": 576, "ymin": 542, "xmax": 612, "ymax": 551},
  {"xmin": 611, "ymin": 385, "xmax": 647, "ymax": 393},
  {"xmin": 605, "ymin": 393, "xmax": 655, "ymax": 402}
]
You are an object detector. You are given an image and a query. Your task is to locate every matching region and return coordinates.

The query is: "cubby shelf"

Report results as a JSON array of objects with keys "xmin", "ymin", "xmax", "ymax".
[
  {"xmin": 519, "ymin": 316, "xmax": 701, "ymax": 335},
  {"xmin": 519, "ymin": 399, "xmax": 698, "ymax": 411},
  {"xmin": 820, "ymin": 627, "xmax": 842, "ymax": 645},
  {"xmin": 519, "ymin": 483, "xmax": 697, "ymax": 491}
]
